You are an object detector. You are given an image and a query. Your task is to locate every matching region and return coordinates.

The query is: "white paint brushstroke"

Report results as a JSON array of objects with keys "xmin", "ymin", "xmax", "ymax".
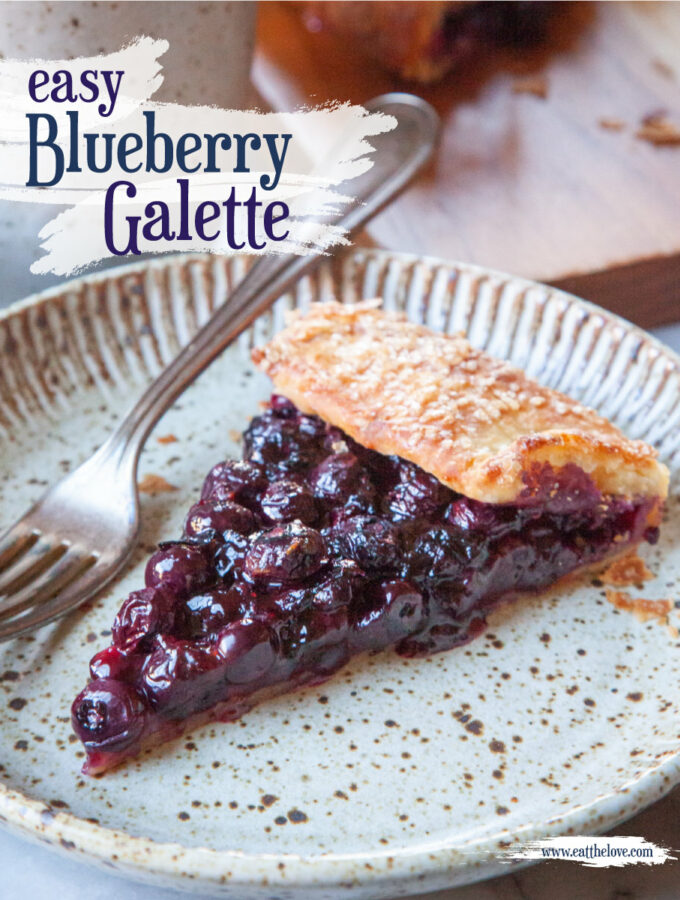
[
  {"xmin": 0, "ymin": 40, "xmax": 396, "ymax": 275},
  {"xmin": 0, "ymin": 37, "xmax": 166, "ymax": 138},
  {"xmin": 497, "ymin": 835, "xmax": 676, "ymax": 868}
]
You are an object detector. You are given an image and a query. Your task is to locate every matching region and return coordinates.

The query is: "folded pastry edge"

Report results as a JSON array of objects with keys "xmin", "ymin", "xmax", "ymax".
[{"xmin": 252, "ymin": 302, "xmax": 670, "ymax": 507}]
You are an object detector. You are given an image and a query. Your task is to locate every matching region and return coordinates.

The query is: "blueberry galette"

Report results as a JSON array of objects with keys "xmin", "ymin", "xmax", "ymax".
[
  {"xmin": 72, "ymin": 302, "xmax": 668, "ymax": 773},
  {"xmin": 295, "ymin": 1, "xmax": 557, "ymax": 83}
]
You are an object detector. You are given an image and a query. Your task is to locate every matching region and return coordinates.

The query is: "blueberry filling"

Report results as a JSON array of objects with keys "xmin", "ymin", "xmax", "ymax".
[
  {"xmin": 429, "ymin": 1, "xmax": 555, "ymax": 66},
  {"xmin": 72, "ymin": 395, "xmax": 658, "ymax": 770}
]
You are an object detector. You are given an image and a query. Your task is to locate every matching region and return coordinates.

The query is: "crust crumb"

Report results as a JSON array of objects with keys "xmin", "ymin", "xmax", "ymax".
[
  {"xmin": 652, "ymin": 59, "xmax": 675, "ymax": 80},
  {"xmin": 601, "ymin": 553, "xmax": 653, "ymax": 587},
  {"xmin": 598, "ymin": 117, "xmax": 625, "ymax": 132},
  {"xmin": 228, "ymin": 429, "xmax": 242, "ymax": 443},
  {"xmin": 138, "ymin": 474, "xmax": 178, "ymax": 495},
  {"xmin": 157, "ymin": 434, "xmax": 178, "ymax": 444},
  {"xmin": 605, "ymin": 589, "xmax": 673, "ymax": 624},
  {"xmin": 636, "ymin": 115, "xmax": 680, "ymax": 146},
  {"xmin": 512, "ymin": 75, "xmax": 548, "ymax": 99}
]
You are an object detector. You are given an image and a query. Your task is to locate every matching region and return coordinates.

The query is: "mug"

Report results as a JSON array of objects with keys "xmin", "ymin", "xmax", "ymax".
[{"xmin": 0, "ymin": 0, "xmax": 257, "ymax": 303}]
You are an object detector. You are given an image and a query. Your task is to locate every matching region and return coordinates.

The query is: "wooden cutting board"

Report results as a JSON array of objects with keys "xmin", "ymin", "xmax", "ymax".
[{"xmin": 253, "ymin": 1, "xmax": 680, "ymax": 328}]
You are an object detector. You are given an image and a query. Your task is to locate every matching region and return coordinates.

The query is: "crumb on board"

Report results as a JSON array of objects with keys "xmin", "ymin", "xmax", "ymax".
[
  {"xmin": 512, "ymin": 75, "xmax": 548, "ymax": 99},
  {"xmin": 652, "ymin": 59, "xmax": 675, "ymax": 80},
  {"xmin": 157, "ymin": 434, "xmax": 178, "ymax": 445},
  {"xmin": 138, "ymin": 473, "xmax": 178, "ymax": 495},
  {"xmin": 605, "ymin": 589, "xmax": 673, "ymax": 624},
  {"xmin": 635, "ymin": 115, "xmax": 680, "ymax": 147},
  {"xmin": 598, "ymin": 117, "xmax": 625, "ymax": 132},
  {"xmin": 228, "ymin": 429, "xmax": 242, "ymax": 443},
  {"xmin": 601, "ymin": 553, "xmax": 653, "ymax": 587},
  {"xmin": 642, "ymin": 108, "xmax": 668, "ymax": 125}
]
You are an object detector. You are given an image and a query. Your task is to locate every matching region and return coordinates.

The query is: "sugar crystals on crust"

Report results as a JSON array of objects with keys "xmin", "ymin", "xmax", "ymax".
[{"xmin": 252, "ymin": 302, "xmax": 669, "ymax": 505}]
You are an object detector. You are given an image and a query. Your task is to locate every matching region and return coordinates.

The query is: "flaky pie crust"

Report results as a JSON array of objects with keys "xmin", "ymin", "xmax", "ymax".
[{"xmin": 252, "ymin": 302, "xmax": 669, "ymax": 505}]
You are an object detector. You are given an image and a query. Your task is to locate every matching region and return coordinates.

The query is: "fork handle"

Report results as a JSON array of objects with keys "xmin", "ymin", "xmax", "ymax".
[{"xmin": 100, "ymin": 93, "xmax": 439, "ymax": 471}]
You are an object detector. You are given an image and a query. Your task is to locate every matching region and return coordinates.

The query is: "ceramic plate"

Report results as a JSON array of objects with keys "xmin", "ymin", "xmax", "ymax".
[{"xmin": 0, "ymin": 250, "xmax": 679, "ymax": 898}]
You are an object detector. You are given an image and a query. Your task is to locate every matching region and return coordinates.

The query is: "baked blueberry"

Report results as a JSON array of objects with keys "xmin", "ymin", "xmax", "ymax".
[
  {"xmin": 244, "ymin": 522, "xmax": 327, "ymax": 586},
  {"xmin": 184, "ymin": 500, "xmax": 256, "ymax": 540},
  {"xmin": 71, "ymin": 679, "xmax": 147, "ymax": 753},
  {"xmin": 260, "ymin": 480, "xmax": 317, "ymax": 525},
  {"xmin": 216, "ymin": 620, "xmax": 277, "ymax": 684},
  {"xmin": 141, "ymin": 635, "xmax": 225, "ymax": 716},
  {"xmin": 201, "ymin": 459, "xmax": 267, "ymax": 507},
  {"xmin": 384, "ymin": 461, "xmax": 452, "ymax": 521},
  {"xmin": 309, "ymin": 452, "xmax": 375, "ymax": 514},
  {"xmin": 89, "ymin": 646, "xmax": 142, "ymax": 683},
  {"xmin": 329, "ymin": 514, "xmax": 400, "ymax": 572},
  {"xmin": 352, "ymin": 579, "xmax": 425, "ymax": 648},
  {"xmin": 213, "ymin": 530, "xmax": 251, "ymax": 583},
  {"xmin": 182, "ymin": 584, "xmax": 254, "ymax": 638},
  {"xmin": 112, "ymin": 586, "xmax": 176, "ymax": 652},
  {"xmin": 145, "ymin": 542, "xmax": 213, "ymax": 598},
  {"xmin": 243, "ymin": 410, "xmax": 325, "ymax": 474}
]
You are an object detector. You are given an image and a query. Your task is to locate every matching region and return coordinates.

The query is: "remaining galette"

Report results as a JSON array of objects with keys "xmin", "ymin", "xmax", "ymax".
[
  {"xmin": 293, "ymin": 1, "xmax": 557, "ymax": 83},
  {"xmin": 72, "ymin": 302, "xmax": 668, "ymax": 773}
]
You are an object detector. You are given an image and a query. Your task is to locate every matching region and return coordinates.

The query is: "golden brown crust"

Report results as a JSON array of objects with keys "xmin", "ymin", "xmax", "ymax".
[
  {"xmin": 605, "ymin": 590, "xmax": 673, "ymax": 624},
  {"xmin": 601, "ymin": 553, "xmax": 654, "ymax": 588},
  {"xmin": 294, "ymin": 1, "xmax": 457, "ymax": 82},
  {"xmin": 252, "ymin": 302, "xmax": 669, "ymax": 505}
]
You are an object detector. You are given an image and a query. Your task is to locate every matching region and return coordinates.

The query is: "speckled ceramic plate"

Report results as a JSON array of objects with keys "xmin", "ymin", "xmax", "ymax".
[{"xmin": 0, "ymin": 250, "xmax": 679, "ymax": 898}]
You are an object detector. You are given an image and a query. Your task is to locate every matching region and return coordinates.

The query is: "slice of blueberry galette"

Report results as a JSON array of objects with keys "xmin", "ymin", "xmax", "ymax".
[{"xmin": 72, "ymin": 301, "xmax": 669, "ymax": 774}]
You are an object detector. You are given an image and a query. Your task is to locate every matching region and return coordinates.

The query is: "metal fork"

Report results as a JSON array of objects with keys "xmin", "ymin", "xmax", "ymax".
[{"xmin": 0, "ymin": 93, "xmax": 439, "ymax": 642}]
